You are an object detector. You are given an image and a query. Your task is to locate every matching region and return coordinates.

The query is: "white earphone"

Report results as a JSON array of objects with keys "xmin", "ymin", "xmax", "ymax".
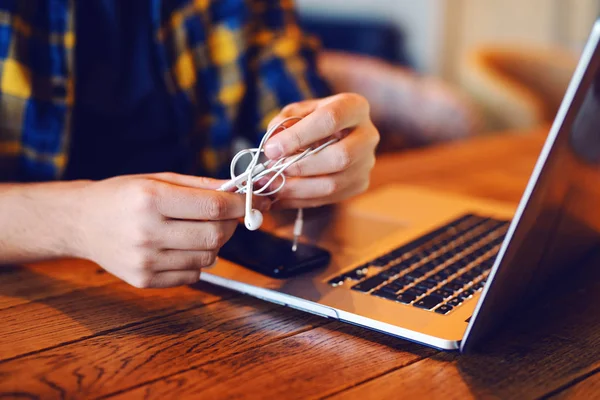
[{"xmin": 218, "ymin": 116, "xmax": 338, "ymax": 248}]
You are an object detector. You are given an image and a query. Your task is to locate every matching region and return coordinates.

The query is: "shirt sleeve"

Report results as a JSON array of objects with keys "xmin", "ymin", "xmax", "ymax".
[{"xmin": 238, "ymin": 0, "xmax": 333, "ymax": 143}]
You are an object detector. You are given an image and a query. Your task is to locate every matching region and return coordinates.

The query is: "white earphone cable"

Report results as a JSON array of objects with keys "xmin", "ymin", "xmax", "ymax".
[{"xmin": 218, "ymin": 116, "xmax": 338, "ymax": 250}]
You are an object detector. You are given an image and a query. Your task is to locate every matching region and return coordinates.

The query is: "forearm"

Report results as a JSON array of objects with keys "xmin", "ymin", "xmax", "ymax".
[{"xmin": 0, "ymin": 181, "xmax": 90, "ymax": 264}]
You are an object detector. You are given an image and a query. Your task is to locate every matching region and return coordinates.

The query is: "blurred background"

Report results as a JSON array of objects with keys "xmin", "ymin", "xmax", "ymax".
[{"xmin": 295, "ymin": 0, "xmax": 600, "ymax": 149}]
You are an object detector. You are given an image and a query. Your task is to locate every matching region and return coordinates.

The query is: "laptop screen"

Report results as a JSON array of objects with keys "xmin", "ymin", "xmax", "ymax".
[{"xmin": 462, "ymin": 20, "xmax": 600, "ymax": 352}]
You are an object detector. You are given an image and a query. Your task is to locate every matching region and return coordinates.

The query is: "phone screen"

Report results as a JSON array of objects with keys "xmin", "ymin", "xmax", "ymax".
[{"xmin": 218, "ymin": 225, "xmax": 331, "ymax": 279}]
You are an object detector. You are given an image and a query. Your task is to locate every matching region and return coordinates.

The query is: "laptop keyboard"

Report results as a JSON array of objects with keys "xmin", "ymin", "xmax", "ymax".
[{"xmin": 327, "ymin": 214, "xmax": 510, "ymax": 315}]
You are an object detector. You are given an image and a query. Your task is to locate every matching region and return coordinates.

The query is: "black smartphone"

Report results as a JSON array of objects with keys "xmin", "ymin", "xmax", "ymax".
[{"xmin": 218, "ymin": 224, "xmax": 331, "ymax": 279}]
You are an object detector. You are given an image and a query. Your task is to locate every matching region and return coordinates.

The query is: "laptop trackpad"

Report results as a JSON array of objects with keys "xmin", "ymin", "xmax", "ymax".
[{"xmin": 273, "ymin": 203, "xmax": 407, "ymax": 256}]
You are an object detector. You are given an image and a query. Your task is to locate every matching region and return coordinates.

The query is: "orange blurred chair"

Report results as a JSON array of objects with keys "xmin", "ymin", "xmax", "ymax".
[
  {"xmin": 458, "ymin": 46, "xmax": 579, "ymax": 133},
  {"xmin": 317, "ymin": 51, "xmax": 481, "ymax": 151}
]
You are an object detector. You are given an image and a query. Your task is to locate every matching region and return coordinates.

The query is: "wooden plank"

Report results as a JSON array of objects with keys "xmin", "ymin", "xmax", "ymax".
[
  {"xmin": 331, "ymin": 253, "xmax": 600, "ymax": 399},
  {"xmin": 0, "ymin": 281, "xmax": 233, "ymax": 361},
  {"xmin": 370, "ymin": 132, "xmax": 544, "ymax": 202},
  {"xmin": 0, "ymin": 260, "xmax": 118, "ymax": 310},
  {"xmin": 549, "ymin": 370, "xmax": 600, "ymax": 399},
  {"xmin": 106, "ymin": 322, "xmax": 437, "ymax": 400},
  {"xmin": 0, "ymin": 297, "xmax": 326, "ymax": 399}
]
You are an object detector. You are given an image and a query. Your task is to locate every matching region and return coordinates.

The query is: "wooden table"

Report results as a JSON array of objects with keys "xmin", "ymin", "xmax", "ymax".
[{"xmin": 2, "ymin": 129, "xmax": 600, "ymax": 399}]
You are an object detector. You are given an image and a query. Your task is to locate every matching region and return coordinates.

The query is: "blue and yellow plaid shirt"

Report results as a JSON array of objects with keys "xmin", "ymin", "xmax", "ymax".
[{"xmin": 0, "ymin": 0, "xmax": 330, "ymax": 181}]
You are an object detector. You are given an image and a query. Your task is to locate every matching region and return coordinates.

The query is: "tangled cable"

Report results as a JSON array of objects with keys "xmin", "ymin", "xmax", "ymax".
[{"xmin": 218, "ymin": 116, "xmax": 338, "ymax": 251}]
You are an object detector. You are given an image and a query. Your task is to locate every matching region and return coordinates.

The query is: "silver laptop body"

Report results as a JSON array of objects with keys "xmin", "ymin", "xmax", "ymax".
[{"xmin": 201, "ymin": 20, "xmax": 600, "ymax": 352}]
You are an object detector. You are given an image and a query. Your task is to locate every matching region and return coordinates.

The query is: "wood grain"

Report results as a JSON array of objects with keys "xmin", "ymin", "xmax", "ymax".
[
  {"xmin": 107, "ymin": 322, "xmax": 436, "ymax": 400},
  {"xmin": 370, "ymin": 131, "xmax": 546, "ymax": 203},
  {"xmin": 3, "ymin": 130, "xmax": 597, "ymax": 399},
  {"xmin": 0, "ymin": 297, "xmax": 326, "ymax": 399},
  {"xmin": 550, "ymin": 370, "xmax": 600, "ymax": 399},
  {"xmin": 0, "ymin": 259, "xmax": 117, "ymax": 310},
  {"xmin": 0, "ymin": 281, "xmax": 231, "ymax": 361}
]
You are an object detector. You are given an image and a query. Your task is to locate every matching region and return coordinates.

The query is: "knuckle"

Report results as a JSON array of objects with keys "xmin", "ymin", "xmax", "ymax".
[
  {"xmin": 289, "ymin": 160, "xmax": 304, "ymax": 176},
  {"xmin": 322, "ymin": 177, "xmax": 339, "ymax": 197},
  {"xmin": 290, "ymin": 129, "xmax": 304, "ymax": 151},
  {"xmin": 132, "ymin": 225, "xmax": 155, "ymax": 248},
  {"xmin": 358, "ymin": 177, "xmax": 370, "ymax": 194},
  {"xmin": 334, "ymin": 146, "xmax": 352, "ymax": 171},
  {"xmin": 130, "ymin": 273, "xmax": 153, "ymax": 289},
  {"xmin": 370, "ymin": 126, "xmax": 381, "ymax": 147},
  {"xmin": 281, "ymin": 103, "xmax": 298, "ymax": 114},
  {"xmin": 204, "ymin": 195, "xmax": 228, "ymax": 220},
  {"xmin": 366, "ymin": 157, "xmax": 376, "ymax": 172},
  {"xmin": 346, "ymin": 92, "xmax": 370, "ymax": 112},
  {"xmin": 130, "ymin": 250, "xmax": 155, "ymax": 271},
  {"xmin": 199, "ymin": 251, "xmax": 217, "ymax": 267},
  {"xmin": 322, "ymin": 106, "xmax": 342, "ymax": 132},
  {"xmin": 205, "ymin": 225, "xmax": 227, "ymax": 250},
  {"xmin": 130, "ymin": 180, "xmax": 158, "ymax": 213}
]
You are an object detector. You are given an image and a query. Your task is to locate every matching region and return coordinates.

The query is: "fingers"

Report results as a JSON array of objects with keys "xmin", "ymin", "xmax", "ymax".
[
  {"xmin": 284, "ymin": 123, "xmax": 377, "ymax": 177},
  {"xmin": 132, "ymin": 270, "xmax": 203, "ymax": 289},
  {"xmin": 268, "ymin": 100, "xmax": 319, "ymax": 130},
  {"xmin": 273, "ymin": 162, "xmax": 371, "ymax": 207},
  {"xmin": 264, "ymin": 93, "xmax": 369, "ymax": 159},
  {"xmin": 154, "ymin": 182, "xmax": 271, "ymax": 221},
  {"xmin": 152, "ymin": 249, "xmax": 218, "ymax": 271},
  {"xmin": 125, "ymin": 250, "xmax": 219, "ymax": 288},
  {"xmin": 158, "ymin": 220, "xmax": 238, "ymax": 251},
  {"xmin": 150, "ymin": 172, "xmax": 228, "ymax": 190}
]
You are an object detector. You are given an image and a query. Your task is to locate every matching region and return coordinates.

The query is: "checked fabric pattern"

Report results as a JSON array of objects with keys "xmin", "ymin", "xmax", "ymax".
[{"xmin": 0, "ymin": 0, "xmax": 330, "ymax": 181}]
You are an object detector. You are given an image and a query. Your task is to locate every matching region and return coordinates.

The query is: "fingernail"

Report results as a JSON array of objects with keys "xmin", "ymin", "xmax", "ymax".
[{"xmin": 265, "ymin": 142, "xmax": 283, "ymax": 159}]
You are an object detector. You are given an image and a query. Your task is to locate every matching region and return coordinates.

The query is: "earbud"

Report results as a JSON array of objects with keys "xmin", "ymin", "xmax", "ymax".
[
  {"xmin": 219, "ymin": 116, "xmax": 340, "ymax": 250},
  {"xmin": 245, "ymin": 209, "xmax": 263, "ymax": 231}
]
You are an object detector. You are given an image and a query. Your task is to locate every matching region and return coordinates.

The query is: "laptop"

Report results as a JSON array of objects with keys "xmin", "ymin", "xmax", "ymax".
[{"xmin": 201, "ymin": 20, "xmax": 600, "ymax": 352}]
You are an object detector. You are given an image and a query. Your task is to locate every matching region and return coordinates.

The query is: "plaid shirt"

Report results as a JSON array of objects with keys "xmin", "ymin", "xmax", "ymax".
[{"xmin": 0, "ymin": 0, "xmax": 330, "ymax": 181}]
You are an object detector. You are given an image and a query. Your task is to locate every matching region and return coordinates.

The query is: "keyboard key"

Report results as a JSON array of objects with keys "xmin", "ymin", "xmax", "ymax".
[
  {"xmin": 328, "ymin": 275, "xmax": 347, "ymax": 286},
  {"xmin": 415, "ymin": 279, "xmax": 437, "ymax": 290},
  {"xmin": 472, "ymin": 281, "xmax": 485, "ymax": 290},
  {"xmin": 429, "ymin": 273, "xmax": 447, "ymax": 283},
  {"xmin": 378, "ymin": 285, "xmax": 400, "ymax": 295},
  {"xmin": 470, "ymin": 264, "xmax": 487, "ymax": 275},
  {"xmin": 453, "ymin": 277, "xmax": 469, "ymax": 286},
  {"xmin": 382, "ymin": 282, "xmax": 404, "ymax": 292},
  {"xmin": 370, "ymin": 257, "xmax": 389, "ymax": 267},
  {"xmin": 417, "ymin": 263, "xmax": 436, "ymax": 273},
  {"xmin": 461, "ymin": 270, "xmax": 480, "ymax": 281},
  {"xmin": 392, "ymin": 276, "xmax": 413, "ymax": 287},
  {"xmin": 457, "ymin": 289, "xmax": 475, "ymax": 300},
  {"xmin": 379, "ymin": 269, "xmax": 400, "ymax": 279},
  {"xmin": 435, "ymin": 304, "xmax": 454, "ymax": 314},
  {"xmin": 397, "ymin": 292, "xmax": 417, "ymax": 304},
  {"xmin": 411, "ymin": 285, "xmax": 429, "ymax": 296},
  {"xmin": 372, "ymin": 289, "xmax": 399, "ymax": 301},
  {"xmin": 344, "ymin": 268, "xmax": 369, "ymax": 281},
  {"xmin": 433, "ymin": 288, "xmax": 454, "ymax": 298},
  {"xmin": 444, "ymin": 264, "xmax": 462, "ymax": 275},
  {"xmin": 351, "ymin": 276, "xmax": 387, "ymax": 293},
  {"xmin": 405, "ymin": 269, "xmax": 427, "ymax": 280},
  {"xmin": 414, "ymin": 295, "xmax": 445, "ymax": 310},
  {"xmin": 444, "ymin": 282, "xmax": 464, "ymax": 292},
  {"xmin": 436, "ymin": 268, "xmax": 453, "ymax": 279},
  {"xmin": 448, "ymin": 298, "xmax": 462, "ymax": 307}
]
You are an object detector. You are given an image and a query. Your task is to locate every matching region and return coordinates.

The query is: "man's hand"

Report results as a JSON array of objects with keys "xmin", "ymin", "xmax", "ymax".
[
  {"xmin": 264, "ymin": 93, "xmax": 379, "ymax": 209},
  {"xmin": 74, "ymin": 173, "xmax": 270, "ymax": 288}
]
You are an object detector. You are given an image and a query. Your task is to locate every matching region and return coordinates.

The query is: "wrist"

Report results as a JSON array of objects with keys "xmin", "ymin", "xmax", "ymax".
[
  {"xmin": 13, "ymin": 180, "xmax": 91, "ymax": 260},
  {"xmin": 54, "ymin": 180, "xmax": 93, "ymax": 259}
]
